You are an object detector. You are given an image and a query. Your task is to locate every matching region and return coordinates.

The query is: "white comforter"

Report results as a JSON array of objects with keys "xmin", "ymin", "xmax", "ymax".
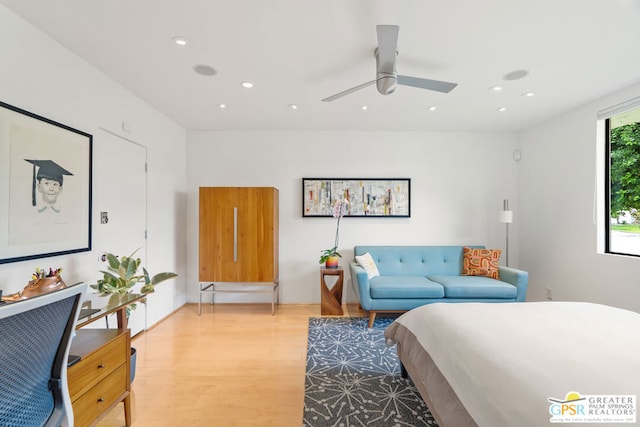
[{"xmin": 390, "ymin": 302, "xmax": 640, "ymax": 426}]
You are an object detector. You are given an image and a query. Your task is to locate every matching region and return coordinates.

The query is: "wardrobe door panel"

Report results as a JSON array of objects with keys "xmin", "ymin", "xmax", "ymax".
[
  {"xmin": 199, "ymin": 187, "xmax": 238, "ymax": 282},
  {"xmin": 237, "ymin": 188, "xmax": 277, "ymax": 282}
]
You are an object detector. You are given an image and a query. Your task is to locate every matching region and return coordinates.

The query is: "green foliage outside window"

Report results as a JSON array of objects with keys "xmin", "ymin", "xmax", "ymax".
[{"xmin": 610, "ymin": 122, "xmax": 640, "ymax": 219}]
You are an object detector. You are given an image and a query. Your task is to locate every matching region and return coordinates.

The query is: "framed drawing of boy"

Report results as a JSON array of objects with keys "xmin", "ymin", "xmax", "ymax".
[{"xmin": 0, "ymin": 101, "xmax": 92, "ymax": 264}]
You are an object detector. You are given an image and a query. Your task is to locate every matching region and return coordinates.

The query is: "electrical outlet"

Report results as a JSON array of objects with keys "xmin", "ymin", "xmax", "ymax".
[
  {"xmin": 546, "ymin": 287, "xmax": 553, "ymax": 301},
  {"xmin": 100, "ymin": 211, "xmax": 109, "ymax": 224}
]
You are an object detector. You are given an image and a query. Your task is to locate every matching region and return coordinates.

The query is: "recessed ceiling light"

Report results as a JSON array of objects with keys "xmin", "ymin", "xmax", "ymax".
[
  {"xmin": 521, "ymin": 91, "xmax": 535, "ymax": 97},
  {"xmin": 503, "ymin": 69, "xmax": 529, "ymax": 81},
  {"xmin": 361, "ymin": 105, "xmax": 368, "ymax": 111},
  {"xmin": 489, "ymin": 85, "xmax": 503, "ymax": 92},
  {"xmin": 427, "ymin": 106, "xmax": 437, "ymax": 111},
  {"xmin": 173, "ymin": 36, "xmax": 189, "ymax": 46},
  {"xmin": 193, "ymin": 64, "xmax": 217, "ymax": 76},
  {"xmin": 497, "ymin": 106, "xmax": 508, "ymax": 112},
  {"xmin": 289, "ymin": 104, "xmax": 299, "ymax": 110},
  {"xmin": 219, "ymin": 104, "xmax": 227, "ymax": 109},
  {"xmin": 241, "ymin": 81, "xmax": 254, "ymax": 88}
]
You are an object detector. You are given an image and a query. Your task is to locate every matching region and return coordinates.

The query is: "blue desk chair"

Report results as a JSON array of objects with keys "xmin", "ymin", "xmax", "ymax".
[{"xmin": 0, "ymin": 282, "xmax": 87, "ymax": 427}]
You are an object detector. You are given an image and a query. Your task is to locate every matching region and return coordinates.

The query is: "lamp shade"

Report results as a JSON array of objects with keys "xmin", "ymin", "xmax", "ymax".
[{"xmin": 499, "ymin": 210, "xmax": 513, "ymax": 224}]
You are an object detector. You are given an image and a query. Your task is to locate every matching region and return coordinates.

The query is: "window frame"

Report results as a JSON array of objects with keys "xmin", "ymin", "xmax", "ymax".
[
  {"xmin": 603, "ymin": 107, "xmax": 640, "ymax": 258},
  {"xmin": 604, "ymin": 118, "xmax": 616, "ymax": 255}
]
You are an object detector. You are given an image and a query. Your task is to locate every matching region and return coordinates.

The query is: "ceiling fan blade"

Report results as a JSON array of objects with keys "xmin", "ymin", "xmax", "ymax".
[
  {"xmin": 321, "ymin": 80, "xmax": 376, "ymax": 102},
  {"xmin": 397, "ymin": 75, "xmax": 458, "ymax": 93},
  {"xmin": 376, "ymin": 25, "xmax": 399, "ymax": 71}
]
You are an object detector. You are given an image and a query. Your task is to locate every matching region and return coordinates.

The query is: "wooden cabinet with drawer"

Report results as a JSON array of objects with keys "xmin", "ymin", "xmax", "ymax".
[{"xmin": 69, "ymin": 328, "xmax": 131, "ymax": 427}]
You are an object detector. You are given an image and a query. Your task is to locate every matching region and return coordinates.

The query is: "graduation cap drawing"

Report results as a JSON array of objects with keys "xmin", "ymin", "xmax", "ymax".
[{"xmin": 24, "ymin": 159, "xmax": 74, "ymax": 206}]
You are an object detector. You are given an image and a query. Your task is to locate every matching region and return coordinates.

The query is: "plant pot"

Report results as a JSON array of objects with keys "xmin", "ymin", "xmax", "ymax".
[
  {"xmin": 325, "ymin": 256, "xmax": 339, "ymax": 268},
  {"xmin": 130, "ymin": 347, "xmax": 137, "ymax": 384},
  {"xmin": 2, "ymin": 274, "xmax": 66, "ymax": 302}
]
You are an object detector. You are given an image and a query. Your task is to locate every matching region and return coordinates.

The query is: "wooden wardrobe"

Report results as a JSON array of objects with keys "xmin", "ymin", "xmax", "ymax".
[{"xmin": 198, "ymin": 187, "xmax": 279, "ymax": 312}]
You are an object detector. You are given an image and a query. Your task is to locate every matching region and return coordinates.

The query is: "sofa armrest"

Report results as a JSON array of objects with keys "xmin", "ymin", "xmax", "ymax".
[
  {"xmin": 349, "ymin": 262, "xmax": 373, "ymax": 309},
  {"xmin": 498, "ymin": 266, "xmax": 529, "ymax": 302}
]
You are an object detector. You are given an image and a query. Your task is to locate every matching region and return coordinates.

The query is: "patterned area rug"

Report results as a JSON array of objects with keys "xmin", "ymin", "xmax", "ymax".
[{"xmin": 303, "ymin": 317, "xmax": 438, "ymax": 426}]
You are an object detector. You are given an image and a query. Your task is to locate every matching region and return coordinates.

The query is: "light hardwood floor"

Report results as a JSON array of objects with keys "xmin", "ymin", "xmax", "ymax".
[{"xmin": 97, "ymin": 303, "xmax": 366, "ymax": 427}]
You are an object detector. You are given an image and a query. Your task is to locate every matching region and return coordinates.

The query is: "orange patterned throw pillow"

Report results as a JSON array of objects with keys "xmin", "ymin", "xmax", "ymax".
[{"xmin": 461, "ymin": 247, "xmax": 501, "ymax": 279}]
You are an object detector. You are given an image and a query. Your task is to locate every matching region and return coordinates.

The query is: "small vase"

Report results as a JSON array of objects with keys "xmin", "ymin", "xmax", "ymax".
[{"xmin": 325, "ymin": 256, "xmax": 339, "ymax": 268}]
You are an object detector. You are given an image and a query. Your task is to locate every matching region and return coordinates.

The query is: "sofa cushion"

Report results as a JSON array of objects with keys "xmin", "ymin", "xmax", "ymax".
[
  {"xmin": 355, "ymin": 252, "xmax": 380, "ymax": 279},
  {"xmin": 461, "ymin": 247, "xmax": 501, "ymax": 279},
  {"xmin": 354, "ymin": 245, "xmax": 473, "ymax": 277},
  {"xmin": 429, "ymin": 275, "xmax": 517, "ymax": 299},
  {"xmin": 369, "ymin": 276, "xmax": 445, "ymax": 299}
]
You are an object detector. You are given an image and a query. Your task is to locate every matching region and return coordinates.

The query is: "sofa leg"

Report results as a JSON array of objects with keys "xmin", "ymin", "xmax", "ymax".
[
  {"xmin": 368, "ymin": 312, "xmax": 376, "ymax": 328},
  {"xmin": 400, "ymin": 362, "xmax": 408, "ymax": 378}
]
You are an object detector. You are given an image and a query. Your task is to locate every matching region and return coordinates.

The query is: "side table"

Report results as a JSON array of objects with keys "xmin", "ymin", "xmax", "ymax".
[
  {"xmin": 68, "ymin": 293, "xmax": 145, "ymax": 427},
  {"xmin": 320, "ymin": 267, "xmax": 344, "ymax": 315}
]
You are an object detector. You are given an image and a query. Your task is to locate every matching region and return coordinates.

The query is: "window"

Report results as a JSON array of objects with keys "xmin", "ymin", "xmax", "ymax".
[{"xmin": 605, "ymin": 106, "xmax": 640, "ymax": 256}]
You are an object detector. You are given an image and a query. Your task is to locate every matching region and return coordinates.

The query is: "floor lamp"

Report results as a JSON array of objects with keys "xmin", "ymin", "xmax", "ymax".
[{"xmin": 499, "ymin": 199, "xmax": 513, "ymax": 266}]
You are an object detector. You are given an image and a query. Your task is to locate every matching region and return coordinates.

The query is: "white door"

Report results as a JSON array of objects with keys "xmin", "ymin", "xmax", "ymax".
[{"xmin": 91, "ymin": 129, "xmax": 147, "ymax": 336}]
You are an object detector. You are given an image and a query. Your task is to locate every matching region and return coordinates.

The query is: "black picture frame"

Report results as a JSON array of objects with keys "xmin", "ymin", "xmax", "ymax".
[
  {"xmin": 302, "ymin": 178, "xmax": 411, "ymax": 217},
  {"xmin": 0, "ymin": 101, "xmax": 92, "ymax": 264}
]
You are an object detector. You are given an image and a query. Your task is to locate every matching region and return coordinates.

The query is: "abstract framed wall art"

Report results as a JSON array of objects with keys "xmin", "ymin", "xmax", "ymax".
[
  {"xmin": 0, "ymin": 100, "xmax": 92, "ymax": 264},
  {"xmin": 302, "ymin": 178, "xmax": 410, "ymax": 217}
]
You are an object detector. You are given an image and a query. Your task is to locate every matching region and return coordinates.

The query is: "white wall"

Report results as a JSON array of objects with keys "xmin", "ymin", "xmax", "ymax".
[
  {"xmin": 519, "ymin": 81, "xmax": 640, "ymax": 311},
  {"xmin": 187, "ymin": 130, "xmax": 520, "ymax": 304},
  {"xmin": 0, "ymin": 6, "xmax": 188, "ymax": 324}
]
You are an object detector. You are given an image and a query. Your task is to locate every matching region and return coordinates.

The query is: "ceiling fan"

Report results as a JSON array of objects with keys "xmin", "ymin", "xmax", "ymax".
[{"xmin": 322, "ymin": 25, "xmax": 458, "ymax": 102}]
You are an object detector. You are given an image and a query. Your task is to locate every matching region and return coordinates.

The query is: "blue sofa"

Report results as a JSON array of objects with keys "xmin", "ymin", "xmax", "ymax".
[{"xmin": 349, "ymin": 245, "xmax": 528, "ymax": 327}]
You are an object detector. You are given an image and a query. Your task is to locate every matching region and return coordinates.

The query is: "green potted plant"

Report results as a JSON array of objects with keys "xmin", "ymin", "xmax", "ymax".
[
  {"xmin": 319, "ymin": 199, "xmax": 349, "ymax": 268},
  {"xmin": 91, "ymin": 250, "xmax": 177, "ymax": 300},
  {"xmin": 90, "ymin": 249, "xmax": 177, "ymax": 383},
  {"xmin": 319, "ymin": 246, "xmax": 341, "ymax": 267}
]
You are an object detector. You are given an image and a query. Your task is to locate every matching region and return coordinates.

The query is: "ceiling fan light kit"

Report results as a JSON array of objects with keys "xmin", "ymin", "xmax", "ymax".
[{"xmin": 322, "ymin": 25, "xmax": 458, "ymax": 102}]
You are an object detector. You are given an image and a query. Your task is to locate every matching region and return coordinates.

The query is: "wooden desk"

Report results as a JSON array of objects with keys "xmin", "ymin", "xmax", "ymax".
[
  {"xmin": 69, "ymin": 293, "xmax": 145, "ymax": 427},
  {"xmin": 320, "ymin": 267, "xmax": 344, "ymax": 315}
]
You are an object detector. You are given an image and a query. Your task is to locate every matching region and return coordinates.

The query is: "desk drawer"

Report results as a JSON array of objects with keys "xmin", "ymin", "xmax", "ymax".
[
  {"xmin": 72, "ymin": 363, "xmax": 127, "ymax": 427},
  {"xmin": 68, "ymin": 331, "xmax": 127, "ymax": 399}
]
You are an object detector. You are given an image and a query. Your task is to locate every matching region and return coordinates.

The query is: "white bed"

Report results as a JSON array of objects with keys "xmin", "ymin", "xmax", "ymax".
[{"xmin": 384, "ymin": 302, "xmax": 640, "ymax": 427}]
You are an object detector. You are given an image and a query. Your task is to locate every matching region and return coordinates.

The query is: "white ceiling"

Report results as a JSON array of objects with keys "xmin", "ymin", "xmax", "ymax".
[{"xmin": 2, "ymin": 0, "xmax": 640, "ymax": 132}]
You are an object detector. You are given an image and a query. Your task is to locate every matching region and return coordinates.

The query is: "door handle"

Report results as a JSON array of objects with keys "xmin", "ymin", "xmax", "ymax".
[{"xmin": 233, "ymin": 207, "xmax": 238, "ymax": 262}]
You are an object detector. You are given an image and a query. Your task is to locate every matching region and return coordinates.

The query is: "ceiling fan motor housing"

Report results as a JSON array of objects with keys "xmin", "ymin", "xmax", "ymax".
[
  {"xmin": 375, "ymin": 47, "xmax": 397, "ymax": 95},
  {"xmin": 377, "ymin": 73, "xmax": 397, "ymax": 95}
]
